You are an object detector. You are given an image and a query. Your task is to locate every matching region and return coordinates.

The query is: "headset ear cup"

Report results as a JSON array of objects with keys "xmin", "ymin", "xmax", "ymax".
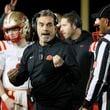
[
  {"xmin": 32, "ymin": 18, "xmax": 36, "ymax": 33},
  {"xmin": 73, "ymin": 15, "xmax": 81, "ymax": 28},
  {"xmin": 70, "ymin": 11, "xmax": 82, "ymax": 28},
  {"xmin": 75, "ymin": 15, "xmax": 82, "ymax": 28},
  {"xmin": 54, "ymin": 14, "xmax": 58, "ymax": 25},
  {"xmin": 76, "ymin": 17, "xmax": 82, "ymax": 28},
  {"xmin": 31, "ymin": 21, "xmax": 36, "ymax": 38},
  {"xmin": 31, "ymin": 13, "xmax": 38, "ymax": 41}
]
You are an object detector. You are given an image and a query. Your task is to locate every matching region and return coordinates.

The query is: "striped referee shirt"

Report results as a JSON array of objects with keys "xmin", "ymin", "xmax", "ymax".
[{"xmin": 83, "ymin": 34, "xmax": 110, "ymax": 109}]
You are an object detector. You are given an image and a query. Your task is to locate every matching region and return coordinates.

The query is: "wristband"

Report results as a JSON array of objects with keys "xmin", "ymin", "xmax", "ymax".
[{"xmin": 1, "ymin": 93, "xmax": 8, "ymax": 101}]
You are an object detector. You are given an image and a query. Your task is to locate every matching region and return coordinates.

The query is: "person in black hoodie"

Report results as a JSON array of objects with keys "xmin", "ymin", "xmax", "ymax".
[
  {"xmin": 60, "ymin": 10, "xmax": 93, "ymax": 110},
  {"xmin": 7, "ymin": 9, "xmax": 80, "ymax": 110}
]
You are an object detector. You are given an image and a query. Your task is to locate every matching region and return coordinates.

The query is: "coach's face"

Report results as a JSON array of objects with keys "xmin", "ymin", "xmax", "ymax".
[{"xmin": 37, "ymin": 16, "xmax": 56, "ymax": 46}]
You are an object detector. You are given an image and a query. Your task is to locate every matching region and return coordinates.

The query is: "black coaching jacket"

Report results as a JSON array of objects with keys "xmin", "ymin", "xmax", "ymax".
[{"xmin": 10, "ymin": 37, "xmax": 80, "ymax": 105}]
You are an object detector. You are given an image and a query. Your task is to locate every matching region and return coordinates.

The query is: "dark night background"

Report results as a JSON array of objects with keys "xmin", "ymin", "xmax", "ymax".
[{"xmin": 0, "ymin": 0, "xmax": 110, "ymax": 32}]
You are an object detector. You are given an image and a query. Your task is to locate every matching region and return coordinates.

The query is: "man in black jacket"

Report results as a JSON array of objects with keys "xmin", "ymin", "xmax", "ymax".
[
  {"xmin": 8, "ymin": 9, "xmax": 80, "ymax": 110},
  {"xmin": 60, "ymin": 10, "xmax": 93, "ymax": 110}
]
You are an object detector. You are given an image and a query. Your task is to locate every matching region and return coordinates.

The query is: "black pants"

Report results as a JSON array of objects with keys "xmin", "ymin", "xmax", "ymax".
[{"xmin": 35, "ymin": 103, "xmax": 73, "ymax": 110}]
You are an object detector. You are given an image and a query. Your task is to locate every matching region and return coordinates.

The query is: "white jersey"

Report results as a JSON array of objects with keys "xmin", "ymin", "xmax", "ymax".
[{"xmin": 0, "ymin": 40, "xmax": 31, "ymax": 90}]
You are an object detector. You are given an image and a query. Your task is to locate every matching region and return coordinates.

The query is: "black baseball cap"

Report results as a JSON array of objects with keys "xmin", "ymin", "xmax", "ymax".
[{"xmin": 91, "ymin": 4, "xmax": 110, "ymax": 19}]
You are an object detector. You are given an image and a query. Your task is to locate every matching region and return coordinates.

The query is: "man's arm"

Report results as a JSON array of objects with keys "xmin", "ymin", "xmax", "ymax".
[{"xmin": 0, "ymin": 53, "xmax": 15, "ymax": 110}]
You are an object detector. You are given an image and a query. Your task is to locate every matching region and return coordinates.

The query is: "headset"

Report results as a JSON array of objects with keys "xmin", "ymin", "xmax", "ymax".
[
  {"xmin": 71, "ymin": 11, "xmax": 82, "ymax": 28},
  {"xmin": 31, "ymin": 9, "xmax": 58, "ymax": 40},
  {"xmin": 31, "ymin": 13, "xmax": 39, "ymax": 41}
]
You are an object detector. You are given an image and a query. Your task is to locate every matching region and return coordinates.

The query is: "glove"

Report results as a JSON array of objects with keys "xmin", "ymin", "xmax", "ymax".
[
  {"xmin": 8, "ymin": 68, "xmax": 18, "ymax": 83},
  {"xmin": 79, "ymin": 106, "xmax": 88, "ymax": 110}
]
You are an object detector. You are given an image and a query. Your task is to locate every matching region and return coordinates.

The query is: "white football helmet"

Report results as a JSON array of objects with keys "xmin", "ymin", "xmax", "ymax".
[{"xmin": 3, "ymin": 11, "xmax": 30, "ymax": 42}]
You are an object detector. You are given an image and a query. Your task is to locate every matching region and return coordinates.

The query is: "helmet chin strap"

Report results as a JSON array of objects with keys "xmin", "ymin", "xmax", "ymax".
[
  {"xmin": 5, "ymin": 31, "xmax": 22, "ymax": 43},
  {"xmin": 10, "ymin": 36, "xmax": 21, "ymax": 43},
  {"xmin": 11, "ymin": 35, "xmax": 26, "ymax": 43}
]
